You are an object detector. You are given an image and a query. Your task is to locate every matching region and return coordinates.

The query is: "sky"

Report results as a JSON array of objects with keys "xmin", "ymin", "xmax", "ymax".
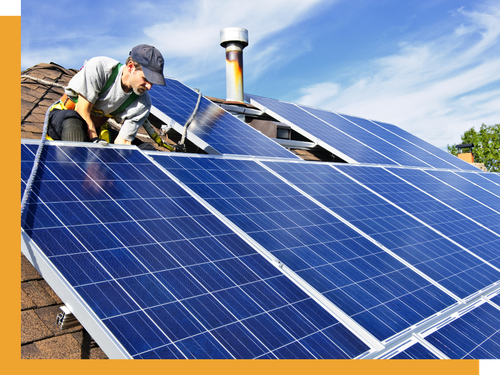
[{"xmin": 21, "ymin": 0, "xmax": 500, "ymax": 149}]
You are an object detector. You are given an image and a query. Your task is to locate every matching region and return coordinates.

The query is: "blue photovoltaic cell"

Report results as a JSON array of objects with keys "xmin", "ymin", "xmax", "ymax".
[
  {"xmin": 265, "ymin": 162, "xmax": 500, "ymax": 299},
  {"xmin": 390, "ymin": 342, "xmax": 440, "ymax": 359},
  {"xmin": 388, "ymin": 168, "xmax": 500, "ymax": 236},
  {"xmin": 21, "ymin": 142, "xmax": 369, "ymax": 359},
  {"xmin": 490, "ymin": 293, "xmax": 500, "ymax": 307},
  {"xmin": 152, "ymin": 154, "xmax": 457, "ymax": 341},
  {"xmin": 149, "ymin": 79, "xmax": 297, "ymax": 159},
  {"xmin": 337, "ymin": 166, "xmax": 500, "ymax": 270},
  {"xmin": 298, "ymin": 106, "xmax": 431, "ymax": 168},
  {"xmin": 245, "ymin": 94, "xmax": 397, "ymax": 165},
  {"xmin": 424, "ymin": 303, "xmax": 500, "ymax": 359},
  {"xmin": 371, "ymin": 120, "xmax": 480, "ymax": 171}
]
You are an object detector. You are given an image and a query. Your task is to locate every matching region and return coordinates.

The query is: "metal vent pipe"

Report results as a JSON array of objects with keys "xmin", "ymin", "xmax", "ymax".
[{"xmin": 220, "ymin": 27, "xmax": 248, "ymax": 102}]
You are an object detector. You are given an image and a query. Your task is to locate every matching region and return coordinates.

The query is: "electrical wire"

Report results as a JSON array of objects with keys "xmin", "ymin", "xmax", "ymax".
[
  {"xmin": 177, "ymin": 89, "xmax": 202, "ymax": 150},
  {"xmin": 20, "ymin": 102, "xmax": 56, "ymax": 217}
]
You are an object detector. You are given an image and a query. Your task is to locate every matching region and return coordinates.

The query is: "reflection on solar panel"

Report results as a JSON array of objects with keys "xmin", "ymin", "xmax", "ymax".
[
  {"xmin": 149, "ymin": 79, "xmax": 298, "ymax": 159},
  {"xmin": 21, "ymin": 141, "xmax": 370, "ymax": 359},
  {"xmin": 246, "ymin": 94, "xmax": 480, "ymax": 170}
]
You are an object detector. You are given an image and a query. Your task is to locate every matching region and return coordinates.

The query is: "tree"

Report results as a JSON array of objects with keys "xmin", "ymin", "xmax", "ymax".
[{"xmin": 447, "ymin": 124, "xmax": 500, "ymax": 172}]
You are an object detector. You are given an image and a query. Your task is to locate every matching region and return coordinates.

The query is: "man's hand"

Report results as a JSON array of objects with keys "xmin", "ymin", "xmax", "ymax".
[
  {"xmin": 75, "ymin": 95, "xmax": 98, "ymax": 140},
  {"xmin": 114, "ymin": 134, "xmax": 132, "ymax": 145}
]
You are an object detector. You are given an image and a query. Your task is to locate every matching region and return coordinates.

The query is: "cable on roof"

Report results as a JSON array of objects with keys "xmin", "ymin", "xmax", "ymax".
[
  {"xmin": 21, "ymin": 101, "xmax": 56, "ymax": 217},
  {"xmin": 175, "ymin": 88, "xmax": 202, "ymax": 152},
  {"xmin": 21, "ymin": 75, "xmax": 67, "ymax": 89},
  {"xmin": 21, "ymin": 74, "xmax": 67, "ymax": 217}
]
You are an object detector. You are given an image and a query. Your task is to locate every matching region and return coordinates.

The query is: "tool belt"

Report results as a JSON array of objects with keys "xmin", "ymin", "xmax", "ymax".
[{"xmin": 61, "ymin": 93, "xmax": 77, "ymax": 110}]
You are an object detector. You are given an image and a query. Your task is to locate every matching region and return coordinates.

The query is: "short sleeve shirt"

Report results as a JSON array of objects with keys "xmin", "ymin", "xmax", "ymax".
[{"xmin": 65, "ymin": 56, "xmax": 151, "ymax": 142}]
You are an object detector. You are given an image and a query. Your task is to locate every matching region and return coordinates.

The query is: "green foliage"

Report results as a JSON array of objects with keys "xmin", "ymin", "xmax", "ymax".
[{"xmin": 447, "ymin": 124, "xmax": 500, "ymax": 172}]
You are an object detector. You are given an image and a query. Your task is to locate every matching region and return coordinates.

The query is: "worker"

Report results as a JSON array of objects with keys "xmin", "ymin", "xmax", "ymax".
[{"xmin": 47, "ymin": 44, "xmax": 165, "ymax": 146}]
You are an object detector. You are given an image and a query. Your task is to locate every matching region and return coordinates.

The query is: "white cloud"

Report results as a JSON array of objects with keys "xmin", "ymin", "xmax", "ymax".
[
  {"xmin": 295, "ymin": 2, "xmax": 500, "ymax": 148},
  {"xmin": 140, "ymin": 0, "xmax": 329, "ymax": 80}
]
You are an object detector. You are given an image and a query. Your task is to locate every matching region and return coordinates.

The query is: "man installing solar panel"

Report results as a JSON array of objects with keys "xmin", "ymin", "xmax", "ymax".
[{"xmin": 46, "ymin": 44, "xmax": 166, "ymax": 148}]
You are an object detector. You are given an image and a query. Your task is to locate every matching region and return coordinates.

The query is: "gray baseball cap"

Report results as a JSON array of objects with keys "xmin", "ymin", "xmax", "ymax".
[{"xmin": 129, "ymin": 44, "xmax": 166, "ymax": 86}]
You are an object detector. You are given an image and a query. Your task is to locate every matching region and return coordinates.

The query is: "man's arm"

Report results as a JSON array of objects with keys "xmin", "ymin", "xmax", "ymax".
[
  {"xmin": 75, "ymin": 94, "xmax": 98, "ymax": 140},
  {"xmin": 114, "ymin": 134, "xmax": 132, "ymax": 145}
]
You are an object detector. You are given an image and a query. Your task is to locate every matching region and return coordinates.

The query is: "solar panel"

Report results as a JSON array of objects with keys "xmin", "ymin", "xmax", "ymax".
[
  {"xmin": 390, "ymin": 342, "xmax": 440, "ymax": 359},
  {"xmin": 245, "ymin": 94, "xmax": 397, "ymax": 165},
  {"xmin": 424, "ymin": 170, "xmax": 500, "ymax": 204},
  {"xmin": 22, "ymin": 139, "xmax": 500, "ymax": 359},
  {"xmin": 337, "ymin": 166, "xmax": 500, "ymax": 270},
  {"xmin": 21, "ymin": 141, "xmax": 371, "ymax": 359},
  {"xmin": 480, "ymin": 172, "xmax": 500, "ymax": 185},
  {"xmin": 246, "ymin": 93, "xmax": 481, "ymax": 170},
  {"xmin": 297, "ymin": 106, "xmax": 432, "ymax": 168},
  {"xmin": 151, "ymin": 153, "xmax": 460, "ymax": 342},
  {"xmin": 149, "ymin": 79, "xmax": 298, "ymax": 159},
  {"xmin": 335, "ymin": 113, "xmax": 463, "ymax": 170}
]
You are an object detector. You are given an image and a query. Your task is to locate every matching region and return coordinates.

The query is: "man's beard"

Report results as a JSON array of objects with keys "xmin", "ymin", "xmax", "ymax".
[{"xmin": 132, "ymin": 87, "xmax": 145, "ymax": 96}]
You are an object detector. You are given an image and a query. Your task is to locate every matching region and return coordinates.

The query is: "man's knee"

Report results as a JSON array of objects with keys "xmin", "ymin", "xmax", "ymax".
[
  {"xmin": 48, "ymin": 109, "xmax": 88, "ymax": 142},
  {"xmin": 61, "ymin": 118, "xmax": 87, "ymax": 142}
]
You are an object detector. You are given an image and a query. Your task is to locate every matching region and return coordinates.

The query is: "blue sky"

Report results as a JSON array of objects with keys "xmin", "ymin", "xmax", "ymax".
[{"xmin": 21, "ymin": 0, "xmax": 500, "ymax": 149}]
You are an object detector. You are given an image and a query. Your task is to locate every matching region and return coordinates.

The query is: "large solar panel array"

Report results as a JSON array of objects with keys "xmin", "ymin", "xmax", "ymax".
[
  {"xmin": 246, "ymin": 94, "xmax": 480, "ymax": 171},
  {"xmin": 151, "ymin": 153, "xmax": 500, "ymax": 348},
  {"xmin": 21, "ymin": 140, "xmax": 500, "ymax": 359},
  {"xmin": 21, "ymin": 53, "xmax": 500, "ymax": 363},
  {"xmin": 148, "ymin": 79, "xmax": 298, "ymax": 159},
  {"xmin": 152, "ymin": 154, "xmax": 459, "ymax": 342},
  {"xmin": 21, "ymin": 141, "xmax": 370, "ymax": 359}
]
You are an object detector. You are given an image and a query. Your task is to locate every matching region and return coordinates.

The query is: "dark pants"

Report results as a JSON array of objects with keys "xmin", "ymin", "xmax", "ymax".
[
  {"xmin": 48, "ymin": 109, "xmax": 89, "ymax": 142},
  {"xmin": 47, "ymin": 109, "xmax": 157, "ymax": 150}
]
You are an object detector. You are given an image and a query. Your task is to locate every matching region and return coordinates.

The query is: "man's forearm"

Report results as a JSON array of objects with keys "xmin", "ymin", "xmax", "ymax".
[
  {"xmin": 75, "ymin": 95, "xmax": 98, "ymax": 140},
  {"xmin": 114, "ymin": 134, "xmax": 132, "ymax": 145}
]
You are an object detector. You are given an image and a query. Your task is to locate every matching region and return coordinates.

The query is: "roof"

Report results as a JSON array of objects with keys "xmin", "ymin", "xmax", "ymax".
[{"xmin": 21, "ymin": 253, "xmax": 107, "ymax": 359}]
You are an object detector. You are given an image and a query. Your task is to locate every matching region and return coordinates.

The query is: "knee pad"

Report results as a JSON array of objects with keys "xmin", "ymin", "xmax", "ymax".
[{"xmin": 61, "ymin": 118, "xmax": 86, "ymax": 142}]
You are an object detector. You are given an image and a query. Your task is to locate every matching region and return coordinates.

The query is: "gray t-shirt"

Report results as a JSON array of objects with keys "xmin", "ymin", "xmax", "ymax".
[{"xmin": 65, "ymin": 56, "xmax": 151, "ymax": 142}]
